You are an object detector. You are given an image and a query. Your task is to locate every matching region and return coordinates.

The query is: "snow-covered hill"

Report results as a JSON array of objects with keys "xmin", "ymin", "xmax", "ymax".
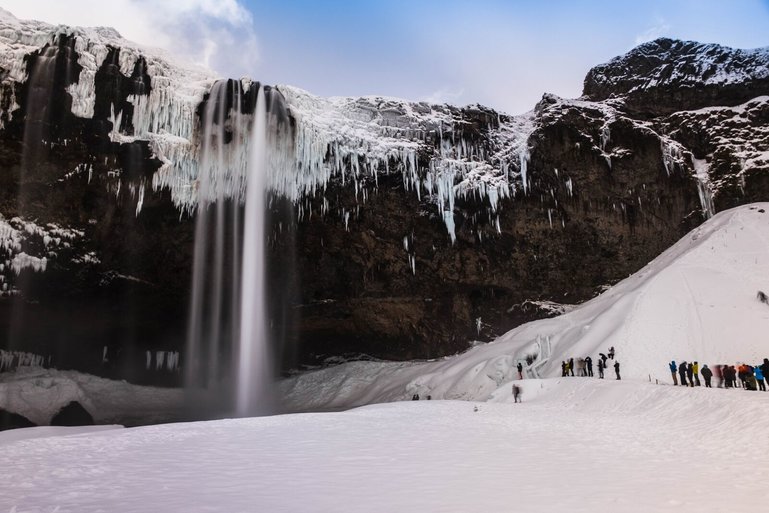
[{"xmin": 281, "ymin": 203, "xmax": 769, "ymax": 410}]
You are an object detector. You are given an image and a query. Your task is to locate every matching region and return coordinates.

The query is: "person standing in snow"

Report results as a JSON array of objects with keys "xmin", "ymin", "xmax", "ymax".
[
  {"xmin": 614, "ymin": 361, "xmax": 621, "ymax": 380},
  {"xmin": 678, "ymin": 361, "xmax": 688, "ymax": 387},
  {"xmin": 738, "ymin": 364, "xmax": 749, "ymax": 388},
  {"xmin": 599, "ymin": 353, "xmax": 608, "ymax": 368},
  {"xmin": 686, "ymin": 362, "xmax": 694, "ymax": 387},
  {"xmin": 585, "ymin": 356, "xmax": 593, "ymax": 377},
  {"xmin": 597, "ymin": 359, "xmax": 605, "ymax": 379},
  {"xmin": 669, "ymin": 361, "xmax": 678, "ymax": 386},
  {"xmin": 760, "ymin": 359, "xmax": 769, "ymax": 388},
  {"xmin": 561, "ymin": 361, "xmax": 568, "ymax": 377},
  {"xmin": 569, "ymin": 358, "xmax": 575, "ymax": 377},
  {"xmin": 754, "ymin": 365, "xmax": 766, "ymax": 391},
  {"xmin": 517, "ymin": 361, "xmax": 524, "ymax": 380},
  {"xmin": 701, "ymin": 364, "xmax": 713, "ymax": 388},
  {"xmin": 608, "ymin": 346, "xmax": 615, "ymax": 359},
  {"xmin": 512, "ymin": 384, "xmax": 521, "ymax": 403},
  {"xmin": 577, "ymin": 357, "xmax": 586, "ymax": 377},
  {"xmin": 714, "ymin": 364, "xmax": 724, "ymax": 388},
  {"xmin": 692, "ymin": 361, "xmax": 701, "ymax": 386}
]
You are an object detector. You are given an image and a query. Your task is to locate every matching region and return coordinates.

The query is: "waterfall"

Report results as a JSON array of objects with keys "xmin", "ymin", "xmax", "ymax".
[
  {"xmin": 237, "ymin": 85, "xmax": 273, "ymax": 416},
  {"xmin": 185, "ymin": 79, "xmax": 276, "ymax": 418},
  {"xmin": 21, "ymin": 45, "xmax": 58, "ymax": 169}
]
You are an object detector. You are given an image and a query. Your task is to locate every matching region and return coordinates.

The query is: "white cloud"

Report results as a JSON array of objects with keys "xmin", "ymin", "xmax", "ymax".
[
  {"xmin": 634, "ymin": 17, "xmax": 672, "ymax": 45},
  {"xmin": 421, "ymin": 87, "xmax": 465, "ymax": 105},
  {"xmin": 0, "ymin": 0, "xmax": 259, "ymax": 78}
]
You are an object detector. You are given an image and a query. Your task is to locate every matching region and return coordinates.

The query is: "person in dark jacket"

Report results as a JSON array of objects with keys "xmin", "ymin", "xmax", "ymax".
[
  {"xmin": 608, "ymin": 346, "xmax": 615, "ymax": 359},
  {"xmin": 597, "ymin": 358, "xmax": 605, "ymax": 379},
  {"xmin": 517, "ymin": 361, "xmax": 524, "ymax": 380},
  {"xmin": 561, "ymin": 361, "xmax": 568, "ymax": 377},
  {"xmin": 569, "ymin": 357, "xmax": 575, "ymax": 377},
  {"xmin": 614, "ymin": 361, "xmax": 621, "ymax": 380},
  {"xmin": 679, "ymin": 361, "xmax": 688, "ymax": 387},
  {"xmin": 585, "ymin": 356, "xmax": 593, "ymax": 377},
  {"xmin": 701, "ymin": 364, "xmax": 713, "ymax": 388},
  {"xmin": 686, "ymin": 362, "xmax": 694, "ymax": 387},
  {"xmin": 669, "ymin": 361, "xmax": 678, "ymax": 386},
  {"xmin": 512, "ymin": 384, "xmax": 521, "ymax": 403}
]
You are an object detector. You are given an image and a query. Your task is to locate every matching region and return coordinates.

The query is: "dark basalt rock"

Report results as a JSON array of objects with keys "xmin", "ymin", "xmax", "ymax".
[
  {"xmin": 50, "ymin": 401, "xmax": 94, "ymax": 426},
  {"xmin": 0, "ymin": 408, "xmax": 36, "ymax": 430},
  {"xmin": 584, "ymin": 38, "xmax": 769, "ymax": 117}
]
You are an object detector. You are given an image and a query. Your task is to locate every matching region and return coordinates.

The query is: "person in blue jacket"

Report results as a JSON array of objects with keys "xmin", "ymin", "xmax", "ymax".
[
  {"xmin": 755, "ymin": 365, "xmax": 766, "ymax": 391},
  {"xmin": 669, "ymin": 361, "xmax": 678, "ymax": 385}
]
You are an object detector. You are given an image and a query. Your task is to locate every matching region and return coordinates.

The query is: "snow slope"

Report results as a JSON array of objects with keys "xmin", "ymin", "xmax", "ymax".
[
  {"xmin": 2, "ymin": 378, "xmax": 768, "ymax": 513},
  {"xmin": 281, "ymin": 203, "xmax": 769, "ymax": 411}
]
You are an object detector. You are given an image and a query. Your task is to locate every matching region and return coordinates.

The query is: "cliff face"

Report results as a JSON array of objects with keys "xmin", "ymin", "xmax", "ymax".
[
  {"xmin": 583, "ymin": 38, "xmax": 769, "ymax": 116},
  {"xmin": 0, "ymin": 11, "xmax": 766, "ymax": 382}
]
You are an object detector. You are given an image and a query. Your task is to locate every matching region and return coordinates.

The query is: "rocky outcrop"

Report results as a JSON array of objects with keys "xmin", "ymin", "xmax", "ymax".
[
  {"xmin": 0, "ymin": 408, "xmax": 36, "ymax": 430},
  {"xmin": 0, "ymin": 11, "xmax": 766, "ymax": 379},
  {"xmin": 584, "ymin": 38, "xmax": 769, "ymax": 116},
  {"xmin": 50, "ymin": 401, "xmax": 94, "ymax": 426}
]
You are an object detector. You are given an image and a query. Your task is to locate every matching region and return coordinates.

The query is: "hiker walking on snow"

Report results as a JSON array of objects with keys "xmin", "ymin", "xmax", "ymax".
[
  {"xmin": 755, "ymin": 365, "xmax": 766, "ymax": 392},
  {"xmin": 669, "ymin": 361, "xmax": 678, "ymax": 386},
  {"xmin": 614, "ymin": 361, "xmax": 621, "ymax": 380},
  {"xmin": 585, "ymin": 356, "xmax": 593, "ymax": 377},
  {"xmin": 692, "ymin": 361, "xmax": 701, "ymax": 386},
  {"xmin": 701, "ymin": 364, "xmax": 713, "ymax": 388},
  {"xmin": 517, "ymin": 362, "xmax": 524, "ymax": 380},
  {"xmin": 512, "ymin": 384, "xmax": 521, "ymax": 403},
  {"xmin": 686, "ymin": 362, "xmax": 694, "ymax": 387},
  {"xmin": 597, "ymin": 359, "xmax": 605, "ymax": 379},
  {"xmin": 678, "ymin": 361, "xmax": 688, "ymax": 386}
]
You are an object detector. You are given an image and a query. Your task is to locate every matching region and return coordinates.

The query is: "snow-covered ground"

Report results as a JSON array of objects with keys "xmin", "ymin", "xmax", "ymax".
[
  {"xmin": 0, "ymin": 367, "xmax": 182, "ymax": 426},
  {"xmin": 2, "ymin": 378, "xmax": 768, "ymax": 513}
]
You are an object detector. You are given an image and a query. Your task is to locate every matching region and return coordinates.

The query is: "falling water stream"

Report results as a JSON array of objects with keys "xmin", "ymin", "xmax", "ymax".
[
  {"xmin": 237, "ymin": 85, "xmax": 273, "ymax": 416},
  {"xmin": 185, "ymin": 80, "xmax": 275, "ymax": 417}
]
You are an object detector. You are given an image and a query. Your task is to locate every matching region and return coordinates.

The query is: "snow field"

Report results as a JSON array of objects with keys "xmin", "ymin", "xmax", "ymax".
[{"xmin": 2, "ymin": 378, "xmax": 768, "ymax": 512}]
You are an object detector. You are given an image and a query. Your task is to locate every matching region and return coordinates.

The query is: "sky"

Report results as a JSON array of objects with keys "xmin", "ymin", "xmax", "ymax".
[{"xmin": 2, "ymin": 0, "xmax": 769, "ymax": 114}]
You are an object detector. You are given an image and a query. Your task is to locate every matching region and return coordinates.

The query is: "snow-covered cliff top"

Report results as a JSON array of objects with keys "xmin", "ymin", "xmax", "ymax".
[{"xmin": 584, "ymin": 37, "xmax": 769, "ymax": 101}]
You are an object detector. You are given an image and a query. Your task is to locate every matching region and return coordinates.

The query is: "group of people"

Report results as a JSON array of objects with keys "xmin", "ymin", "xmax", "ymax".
[
  {"xmin": 561, "ymin": 347, "xmax": 620, "ymax": 380},
  {"xmin": 669, "ymin": 359, "xmax": 769, "ymax": 391}
]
